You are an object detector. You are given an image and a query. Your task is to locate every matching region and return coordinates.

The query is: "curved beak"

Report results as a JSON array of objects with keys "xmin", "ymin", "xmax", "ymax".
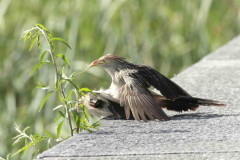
[{"xmin": 89, "ymin": 60, "xmax": 99, "ymax": 67}]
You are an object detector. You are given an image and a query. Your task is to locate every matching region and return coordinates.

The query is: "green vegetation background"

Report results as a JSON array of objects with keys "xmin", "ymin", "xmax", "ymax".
[{"xmin": 0, "ymin": 0, "xmax": 240, "ymax": 159}]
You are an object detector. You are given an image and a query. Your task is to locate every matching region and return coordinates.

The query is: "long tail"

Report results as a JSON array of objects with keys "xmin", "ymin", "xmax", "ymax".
[
  {"xmin": 154, "ymin": 95, "xmax": 225, "ymax": 112},
  {"xmin": 177, "ymin": 96, "xmax": 225, "ymax": 106}
]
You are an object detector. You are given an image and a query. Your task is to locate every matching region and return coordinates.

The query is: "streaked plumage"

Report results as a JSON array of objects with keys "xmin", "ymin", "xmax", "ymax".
[
  {"xmin": 89, "ymin": 55, "xmax": 225, "ymax": 121},
  {"xmin": 81, "ymin": 92, "xmax": 129, "ymax": 120}
]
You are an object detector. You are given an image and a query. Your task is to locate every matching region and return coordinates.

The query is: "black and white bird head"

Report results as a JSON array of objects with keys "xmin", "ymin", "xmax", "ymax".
[
  {"xmin": 80, "ymin": 92, "xmax": 128, "ymax": 120},
  {"xmin": 81, "ymin": 93, "xmax": 113, "ymax": 119}
]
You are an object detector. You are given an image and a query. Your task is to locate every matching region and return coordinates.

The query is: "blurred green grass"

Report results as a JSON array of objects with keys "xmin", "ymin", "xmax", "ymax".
[{"xmin": 0, "ymin": 0, "xmax": 240, "ymax": 159}]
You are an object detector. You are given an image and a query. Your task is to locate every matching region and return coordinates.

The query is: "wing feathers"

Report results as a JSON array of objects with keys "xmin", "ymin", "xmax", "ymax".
[
  {"xmin": 138, "ymin": 66, "xmax": 190, "ymax": 100},
  {"xmin": 119, "ymin": 83, "xmax": 169, "ymax": 121},
  {"xmin": 132, "ymin": 96, "xmax": 148, "ymax": 121},
  {"xmin": 120, "ymin": 86, "xmax": 131, "ymax": 119}
]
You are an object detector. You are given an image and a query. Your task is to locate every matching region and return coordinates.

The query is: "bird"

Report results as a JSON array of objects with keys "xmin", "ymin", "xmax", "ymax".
[
  {"xmin": 80, "ymin": 92, "xmax": 129, "ymax": 120},
  {"xmin": 89, "ymin": 54, "xmax": 225, "ymax": 121}
]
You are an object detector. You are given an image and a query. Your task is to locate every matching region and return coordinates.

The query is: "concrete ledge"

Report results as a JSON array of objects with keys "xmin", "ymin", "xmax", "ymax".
[{"xmin": 37, "ymin": 36, "xmax": 240, "ymax": 160}]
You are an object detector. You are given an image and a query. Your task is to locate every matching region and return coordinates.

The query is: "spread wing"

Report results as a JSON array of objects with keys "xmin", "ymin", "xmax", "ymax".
[
  {"xmin": 119, "ymin": 74, "xmax": 169, "ymax": 121},
  {"xmin": 137, "ymin": 65, "xmax": 190, "ymax": 100}
]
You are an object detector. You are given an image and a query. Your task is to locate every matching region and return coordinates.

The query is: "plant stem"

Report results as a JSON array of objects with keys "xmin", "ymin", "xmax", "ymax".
[{"xmin": 36, "ymin": 26, "xmax": 74, "ymax": 136}]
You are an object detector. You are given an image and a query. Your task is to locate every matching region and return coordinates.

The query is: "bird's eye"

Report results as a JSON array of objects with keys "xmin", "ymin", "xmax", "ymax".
[
  {"xmin": 95, "ymin": 100, "xmax": 104, "ymax": 108},
  {"xmin": 102, "ymin": 59, "xmax": 105, "ymax": 62}
]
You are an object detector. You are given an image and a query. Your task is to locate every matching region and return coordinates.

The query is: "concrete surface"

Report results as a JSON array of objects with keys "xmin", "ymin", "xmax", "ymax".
[{"xmin": 37, "ymin": 36, "xmax": 240, "ymax": 160}]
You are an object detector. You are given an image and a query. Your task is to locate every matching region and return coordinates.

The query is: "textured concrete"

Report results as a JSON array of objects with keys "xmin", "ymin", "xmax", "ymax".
[{"xmin": 37, "ymin": 36, "xmax": 240, "ymax": 160}]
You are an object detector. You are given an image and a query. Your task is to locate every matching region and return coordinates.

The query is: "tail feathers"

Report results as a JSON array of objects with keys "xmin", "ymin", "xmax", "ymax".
[
  {"xmin": 154, "ymin": 95, "xmax": 225, "ymax": 112},
  {"xmin": 177, "ymin": 96, "xmax": 226, "ymax": 107}
]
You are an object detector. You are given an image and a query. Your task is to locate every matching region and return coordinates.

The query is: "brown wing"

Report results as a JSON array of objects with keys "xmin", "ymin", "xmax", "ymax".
[
  {"xmin": 136, "ymin": 65, "xmax": 190, "ymax": 100},
  {"xmin": 119, "ymin": 76, "xmax": 169, "ymax": 121}
]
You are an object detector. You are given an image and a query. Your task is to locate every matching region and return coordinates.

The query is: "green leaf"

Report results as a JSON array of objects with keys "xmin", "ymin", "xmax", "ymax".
[
  {"xmin": 23, "ymin": 34, "xmax": 29, "ymax": 43},
  {"xmin": 51, "ymin": 37, "xmax": 71, "ymax": 49},
  {"xmin": 32, "ymin": 150, "xmax": 40, "ymax": 159},
  {"xmin": 58, "ymin": 111, "xmax": 65, "ymax": 118},
  {"xmin": 22, "ymin": 30, "xmax": 31, "ymax": 42},
  {"xmin": 91, "ymin": 121, "xmax": 102, "ymax": 128},
  {"xmin": 12, "ymin": 142, "xmax": 33, "ymax": 156},
  {"xmin": 31, "ymin": 134, "xmax": 45, "ymax": 139},
  {"xmin": 29, "ymin": 34, "xmax": 38, "ymax": 51},
  {"xmin": 12, "ymin": 136, "xmax": 24, "ymax": 146},
  {"xmin": 53, "ymin": 114, "xmax": 63, "ymax": 124},
  {"xmin": 31, "ymin": 61, "xmax": 49, "ymax": 74},
  {"xmin": 44, "ymin": 130, "xmax": 55, "ymax": 138},
  {"xmin": 79, "ymin": 88, "xmax": 93, "ymax": 95},
  {"xmin": 67, "ymin": 101, "xmax": 77, "ymax": 105},
  {"xmin": 64, "ymin": 79, "xmax": 79, "ymax": 92},
  {"xmin": 82, "ymin": 105, "xmax": 89, "ymax": 121},
  {"xmin": 79, "ymin": 88, "xmax": 92, "ymax": 92},
  {"xmin": 39, "ymin": 91, "xmax": 54, "ymax": 112},
  {"xmin": 36, "ymin": 24, "xmax": 48, "ymax": 32},
  {"xmin": 36, "ymin": 82, "xmax": 49, "ymax": 89},
  {"xmin": 55, "ymin": 86, "xmax": 66, "ymax": 104},
  {"xmin": 12, "ymin": 134, "xmax": 22, "ymax": 142},
  {"xmin": 14, "ymin": 123, "xmax": 21, "ymax": 133},
  {"xmin": 31, "ymin": 63, "xmax": 43, "ymax": 74},
  {"xmin": 13, "ymin": 133, "xmax": 46, "ymax": 157},
  {"xmin": 57, "ymin": 121, "xmax": 64, "ymax": 138},
  {"xmin": 72, "ymin": 109, "xmax": 80, "ymax": 124},
  {"xmin": 50, "ymin": 40, "xmax": 55, "ymax": 50},
  {"xmin": 80, "ymin": 116, "xmax": 87, "ymax": 124},
  {"xmin": 37, "ymin": 34, "xmax": 41, "ymax": 48},
  {"xmin": 57, "ymin": 54, "xmax": 70, "ymax": 68},
  {"xmin": 22, "ymin": 126, "xmax": 30, "ymax": 133},
  {"xmin": 53, "ymin": 105, "xmax": 64, "ymax": 110},
  {"xmin": 47, "ymin": 139, "xmax": 52, "ymax": 148},
  {"xmin": 66, "ymin": 89, "xmax": 74, "ymax": 101},
  {"xmin": 58, "ymin": 93, "xmax": 65, "ymax": 104},
  {"xmin": 40, "ymin": 50, "xmax": 48, "ymax": 62},
  {"xmin": 12, "ymin": 137, "xmax": 44, "ymax": 157}
]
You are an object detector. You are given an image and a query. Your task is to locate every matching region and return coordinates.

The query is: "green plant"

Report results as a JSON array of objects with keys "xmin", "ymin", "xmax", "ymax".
[
  {"xmin": 6, "ymin": 24, "xmax": 101, "ymax": 159},
  {"xmin": 1, "ymin": 1, "xmax": 240, "ymax": 159}
]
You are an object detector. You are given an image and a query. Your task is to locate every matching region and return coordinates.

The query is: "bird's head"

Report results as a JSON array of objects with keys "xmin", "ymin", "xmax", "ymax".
[
  {"xmin": 81, "ymin": 93, "xmax": 113, "ymax": 119},
  {"xmin": 76, "ymin": 93, "xmax": 113, "ymax": 123},
  {"xmin": 89, "ymin": 54, "xmax": 125, "ymax": 68}
]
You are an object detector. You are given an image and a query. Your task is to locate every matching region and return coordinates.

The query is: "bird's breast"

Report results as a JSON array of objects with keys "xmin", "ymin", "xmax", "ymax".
[
  {"xmin": 105, "ymin": 70, "xmax": 125, "ymax": 99},
  {"xmin": 105, "ymin": 81, "xmax": 121, "ymax": 99}
]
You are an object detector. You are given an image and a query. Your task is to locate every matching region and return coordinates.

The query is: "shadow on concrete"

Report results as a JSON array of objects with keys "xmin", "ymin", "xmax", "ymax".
[
  {"xmin": 94, "ymin": 129, "xmax": 190, "ymax": 135},
  {"xmin": 170, "ymin": 113, "xmax": 237, "ymax": 120}
]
